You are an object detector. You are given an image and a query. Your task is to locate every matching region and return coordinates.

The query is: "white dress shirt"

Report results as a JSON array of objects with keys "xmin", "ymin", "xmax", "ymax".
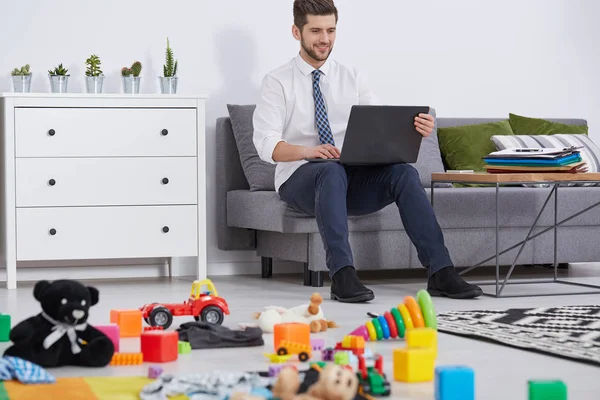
[{"xmin": 253, "ymin": 53, "xmax": 380, "ymax": 192}]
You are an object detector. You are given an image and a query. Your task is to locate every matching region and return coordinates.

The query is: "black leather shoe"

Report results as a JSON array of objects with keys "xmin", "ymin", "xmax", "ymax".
[
  {"xmin": 330, "ymin": 266, "xmax": 374, "ymax": 303},
  {"xmin": 427, "ymin": 266, "xmax": 483, "ymax": 299}
]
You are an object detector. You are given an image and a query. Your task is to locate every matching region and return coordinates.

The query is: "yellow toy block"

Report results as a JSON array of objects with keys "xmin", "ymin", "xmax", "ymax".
[
  {"xmin": 406, "ymin": 327, "xmax": 437, "ymax": 357},
  {"xmin": 393, "ymin": 347, "xmax": 435, "ymax": 382}
]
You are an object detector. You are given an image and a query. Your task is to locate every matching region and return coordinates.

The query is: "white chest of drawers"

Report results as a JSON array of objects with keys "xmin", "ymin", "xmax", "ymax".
[{"xmin": 0, "ymin": 93, "xmax": 207, "ymax": 289}]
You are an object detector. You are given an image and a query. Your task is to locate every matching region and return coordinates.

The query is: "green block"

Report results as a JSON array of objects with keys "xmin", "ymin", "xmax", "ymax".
[
  {"xmin": 178, "ymin": 341, "xmax": 191, "ymax": 354},
  {"xmin": 310, "ymin": 361, "xmax": 327, "ymax": 369},
  {"xmin": 334, "ymin": 351, "xmax": 349, "ymax": 365},
  {"xmin": 0, "ymin": 314, "xmax": 10, "ymax": 342},
  {"xmin": 529, "ymin": 380, "xmax": 567, "ymax": 400}
]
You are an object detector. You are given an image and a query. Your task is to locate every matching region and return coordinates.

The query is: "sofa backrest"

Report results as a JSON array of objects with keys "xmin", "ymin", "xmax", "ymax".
[{"xmin": 216, "ymin": 116, "xmax": 588, "ymax": 251}]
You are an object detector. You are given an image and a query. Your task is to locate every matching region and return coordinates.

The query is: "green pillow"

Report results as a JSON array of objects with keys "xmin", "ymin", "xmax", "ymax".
[
  {"xmin": 509, "ymin": 113, "xmax": 588, "ymax": 135},
  {"xmin": 438, "ymin": 120, "xmax": 514, "ymax": 173}
]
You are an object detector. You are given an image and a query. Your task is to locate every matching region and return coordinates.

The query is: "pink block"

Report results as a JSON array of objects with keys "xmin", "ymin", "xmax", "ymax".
[
  {"xmin": 96, "ymin": 324, "xmax": 120, "ymax": 352},
  {"xmin": 311, "ymin": 338, "xmax": 325, "ymax": 351},
  {"xmin": 349, "ymin": 325, "xmax": 369, "ymax": 341}
]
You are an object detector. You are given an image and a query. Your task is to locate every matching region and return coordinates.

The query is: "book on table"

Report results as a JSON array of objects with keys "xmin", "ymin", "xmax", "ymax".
[{"xmin": 482, "ymin": 146, "xmax": 587, "ymax": 173}]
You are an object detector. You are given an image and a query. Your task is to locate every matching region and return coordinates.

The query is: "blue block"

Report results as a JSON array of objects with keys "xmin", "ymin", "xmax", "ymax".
[{"xmin": 435, "ymin": 366, "xmax": 475, "ymax": 400}]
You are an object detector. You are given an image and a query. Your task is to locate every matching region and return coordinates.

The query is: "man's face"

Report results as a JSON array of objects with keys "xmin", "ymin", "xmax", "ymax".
[{"xmin": 296, "ymin": 14, "xmax": 337, "ymax": 63}]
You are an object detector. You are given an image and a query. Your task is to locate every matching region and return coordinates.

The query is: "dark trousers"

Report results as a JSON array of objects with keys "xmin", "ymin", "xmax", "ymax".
[{"xmin": 278, "ymin": 162, "xmax": 453, "ymax": 278}]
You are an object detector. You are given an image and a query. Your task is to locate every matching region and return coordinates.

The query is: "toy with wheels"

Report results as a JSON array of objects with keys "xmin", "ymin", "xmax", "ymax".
[
  {"xmin": 139, "ymin": 279, "xmax": 230, "ymax": 330},
  {"xmin": 349, "ymin": 289, "xmax": 436, "ymax": 341}
]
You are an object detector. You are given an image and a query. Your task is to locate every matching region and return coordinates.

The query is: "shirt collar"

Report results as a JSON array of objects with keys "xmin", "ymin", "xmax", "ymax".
[{"xmin": 294, "ymin": 53, "xmax": 331, "ymax": 78}]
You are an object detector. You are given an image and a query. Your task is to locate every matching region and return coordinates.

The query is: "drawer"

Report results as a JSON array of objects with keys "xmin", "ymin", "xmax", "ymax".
[
  {"xmin": 15, "ymin": 108, "xmax": 197, "ymax": 157},
  {"xmin": 16, "ymin": 205, "xmax": 198, "ymax": 260},
  {"xmin": 16, "ymin": 157, "xmax": 198, "ymax": 207}
]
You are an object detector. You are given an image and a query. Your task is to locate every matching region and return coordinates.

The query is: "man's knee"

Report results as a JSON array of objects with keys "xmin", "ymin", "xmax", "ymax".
[
  {"xmin": 391, "ymin": 163, "xmax": 420, "ymax": 182},
  {"xmin": 315, "ymin": 162, "xmax": 347, "ymax": 185}
]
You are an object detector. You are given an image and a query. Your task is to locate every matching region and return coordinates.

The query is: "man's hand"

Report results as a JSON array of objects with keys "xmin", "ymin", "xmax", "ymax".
[
  {"xmin": 414, "ymin": 113, "xmax": 435, "ymax": 137},
  {"xmin": 303, "ymin": 144, "xmax": 341, "ymax": 159}
]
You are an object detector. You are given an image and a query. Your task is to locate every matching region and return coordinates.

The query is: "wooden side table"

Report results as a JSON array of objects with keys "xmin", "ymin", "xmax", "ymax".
[{"xmin": 431, "ymin": 172, "xmax": 600, "ymax": 297}]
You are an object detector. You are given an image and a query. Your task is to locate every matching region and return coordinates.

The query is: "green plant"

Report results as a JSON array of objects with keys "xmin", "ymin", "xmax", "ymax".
[
  {"xmin": 163, "ymin": 37, "xmax": 178, "ymax": 77},
  {"xmin": 131, "ymin": 61, "xmax": 142, "ymax": 77},
  {"xmin": 11, "ymin": 64, "xmax": 31, "ymax": 76},
  {"xmin": 48, "ymin": 63, "xmax": 69, "ymax": 76},
  {"xmin": 85, "ymin": 54, "xmax": 103, "ymax": 77},
  {"xmin": 121, "ymin": 67, "xmax": 132, "ymax": 77}
]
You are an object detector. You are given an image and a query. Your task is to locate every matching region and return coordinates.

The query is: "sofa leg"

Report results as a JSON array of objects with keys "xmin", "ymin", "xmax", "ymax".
[
  {"xmin": 261, "ymin": 257, "xmax": 273, "ymax": 279},
  {"xmin": 303, "ymin": 263, "xmax": 324, "ymax": 287}
]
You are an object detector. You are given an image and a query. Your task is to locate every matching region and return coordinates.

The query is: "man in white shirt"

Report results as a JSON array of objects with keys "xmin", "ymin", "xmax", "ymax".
[{"xmin": 253, "ymin": 0, "xmax": 483, "ymax": 302}]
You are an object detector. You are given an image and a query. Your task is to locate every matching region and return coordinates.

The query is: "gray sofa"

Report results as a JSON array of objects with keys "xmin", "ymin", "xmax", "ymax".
[{"xmin": 217, "ymin": 110, "xmax": 600, "ymax": 287}]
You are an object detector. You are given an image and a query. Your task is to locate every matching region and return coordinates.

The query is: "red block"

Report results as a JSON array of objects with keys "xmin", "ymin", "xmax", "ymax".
[{"xmin": 141, "ymin": 331, "xmax": 179, "ymax": 363}]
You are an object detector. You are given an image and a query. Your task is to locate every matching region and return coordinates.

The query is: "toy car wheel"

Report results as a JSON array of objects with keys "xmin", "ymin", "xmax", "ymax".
[
  {"xmin": 201, "ymin": 306, "xmax": 224, "ymax": 325},
  {"xmin": 149, "ymin": 306, "xmax": 173, "ymax": 330},
  {"xmin": 361, "ymin": 383, "xmax": 371, "ymax": 395},
  {"xmin": 298, "ymin": 352, "xmax": 309, "ymax": 362},
  {"xmin": 277, "ymin": 347, "xmax": 288, "ymax": 356}
]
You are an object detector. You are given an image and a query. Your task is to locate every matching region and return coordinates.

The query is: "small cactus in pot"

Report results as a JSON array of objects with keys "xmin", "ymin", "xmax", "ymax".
[
  {"xmin": 122, "ymin": 61, "xmax": 142, "ymax": 94},
  {"xmin": 11, "ymin": 64, "xmax": 32, "ymax": 93},
  {"xmin": 159, "ymin": 37, "xmax": 178, "ymax": 94},
  {"xmin": 48, "ymin": 63, "xmax": 69, "ymax": 93}
]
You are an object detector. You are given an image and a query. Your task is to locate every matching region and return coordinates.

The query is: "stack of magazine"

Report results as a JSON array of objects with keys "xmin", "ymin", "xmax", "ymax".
[{"xmin": 483, "ymin": 146, "xmax": 587, "ymax": 173}]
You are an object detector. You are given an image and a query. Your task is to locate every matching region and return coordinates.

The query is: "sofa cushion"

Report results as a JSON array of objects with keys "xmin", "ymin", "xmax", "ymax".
[
  {"xmin": 226, "ymin": 187, "xmax": 600, "ymax": 234},
  {"xmin": 226, "ymin": 104, "xmax": 276, "ymax": 191},
  {"xmin": 438, "ymin": 120, "xmax": 514, "ymax": 172},
  {"xmin": 509, "ymin": 113, "xmax": 588, "ymax": 135}
]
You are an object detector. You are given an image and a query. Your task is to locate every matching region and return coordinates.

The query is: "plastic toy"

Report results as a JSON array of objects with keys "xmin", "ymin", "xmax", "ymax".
[
  {"xmin": 435, "ymin": 366, "xmax": 474, "ymax": 400},
  {"xmin": 141, "ymin": 330, "xmax": 179, "ymax": 363},
  {"xmin": 528, "ymin": 380, "xmax": 567, "ymax": 400},
  {"xmin": 0, "ymin": 314, "xmax": 11, "ymax": 342},
  {"xmin": 311, "ymin": 338, "xmax": 325, "ymax": 351},
  {"xmin": 144, "ymin": 326, "xmax": 164, "ymax": 332},
  {"xmin": 406, "ymin": 328, "xmax": 437, "ymax": 357},
  {"xmin": 139, "ymin": 279, "xmax": 229, "ymax": 330},
  {"xmin": 335, "ymin": 335, "xmax": 365, "ymax": 355},
  {"xmin": 274, "ymin": 322, "xmax": 311, "ymax": 352},
  {"xmin": 178, "ymin": 341, "xmax": 191, "ymax": 354},
  {"xmin": 268, "ymin": 363, "xmax": 294, "ymax": 377},
  {"xmin": 110, "ymin": 352, "xmax": 143, "ymax": 366},
  {"xmin": 110, "ymin": 309, "xmax": 143, "ymax": 337},
  {"xmin": 393, "ymin": 347, "xmax": 435, "ymax": 383},
  {"xmin": 264, "ymin": 353, "xmax": 293, "ymax": 363},
  {"xmin": 350, "ymin": 289, "xmax": 436, "ymax": 341},
  {"xmin": 95, "ymin": 324, "xmax": 120, "ymax": 352},
  {"xmin": 148, "ymin": 365, "xmax": 163, "ymax": 379},
  {"xmin": 277, "ymin": 340, "xmax": 312, "ymax": 362}
]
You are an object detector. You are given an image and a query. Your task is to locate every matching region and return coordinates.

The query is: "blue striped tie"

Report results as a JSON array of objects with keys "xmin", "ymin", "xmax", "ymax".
[{"xmin": 312, "ymin": 70, "xmax": 335, "ymax": 146}]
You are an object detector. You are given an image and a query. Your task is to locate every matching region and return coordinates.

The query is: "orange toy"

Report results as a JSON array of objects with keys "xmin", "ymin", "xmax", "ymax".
[
  {"xmin": 274, "ymin": 323, "xmax": 311, "ymax": 352},
  {"xmin": 109, "ymin": 352, "xmax": 143, "ymax": 366},
  {"xmin": 403, "ymin": 297, "xmax": 425, "ymax": 328},
  {"xmin": 141, "ymin": 330, "xmax": 179, "ymax": 363},
  {"xmin": 110, "ymin": 309, "xmax": 142, "ymax": 337}
]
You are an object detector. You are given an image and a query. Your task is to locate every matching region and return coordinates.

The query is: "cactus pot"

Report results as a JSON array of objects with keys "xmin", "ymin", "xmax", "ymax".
[
  {"xmin": 49, "ymin": 75, "xmax": 69, "ymax": 93},
  {"xmin": 85, "ymin": 75, "xmax": 104, "ymax": 93},
  {"xmin": 122, "ymin": 76, "xmax": 141, "ymax": 94},
  {"xmin": 159, "ymin": 76, "xmax": 178, "ymax": 94},
  {"xmin": 12, "ymin": 74, "xmax": 32, "ymax": 93}
]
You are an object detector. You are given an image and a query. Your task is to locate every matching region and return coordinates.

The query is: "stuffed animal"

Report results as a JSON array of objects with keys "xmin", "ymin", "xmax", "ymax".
[
  {"xmin": 3, "ymin": 279, "xmax": 115, "ymax": 368},
  {"xmin": 253, "ymin": 293, "xmax": 338, "ymax": 334}
]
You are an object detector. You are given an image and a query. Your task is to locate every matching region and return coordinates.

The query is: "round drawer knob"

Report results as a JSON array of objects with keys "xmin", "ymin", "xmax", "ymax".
[
  {"xmin": 162, "ymin": 178, "xmax": 169, "ymax": 184},
  {"xmin": 49, "ymin": 228, "xmax": 57, "ymax": 235},
  {"xmin": 161, "ymin": 129, "xmax": 169, "ymax": 136},
  {"xmin": 162, "ymin": 226, "xmax": 170, "ymax": 233},
  {"xmin": 48, "ymin": 179, "xmax": 56, "ymax": 186},
  {"xmin": 48, "ymin": 129, "xmax": 55, "ymax": 136}
]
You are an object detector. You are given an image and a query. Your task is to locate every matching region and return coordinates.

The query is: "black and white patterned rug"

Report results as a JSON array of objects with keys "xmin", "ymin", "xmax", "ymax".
[{"xmin": 437, "ymin": 305, "xmax": 600, "ymax": 365}]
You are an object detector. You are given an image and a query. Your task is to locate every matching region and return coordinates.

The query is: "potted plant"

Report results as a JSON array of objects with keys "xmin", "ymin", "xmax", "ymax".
[
  {"xmin": 48, "ymin": 63, "xmax": 69, "ymax": 93},
  {"xmin": 11, "ymin": 64, "xmax": 32, "ymax": 93},
  {"xmin": 121, "ymin": 61, "xmax": 142, "ymax": 94},
  {"xmin": 85, "ymin": 54, "xmax": 104, "ymax": 93},
  {"xmin": 159, "ymin": 37, "xmax": 178, "ymax": 94}
]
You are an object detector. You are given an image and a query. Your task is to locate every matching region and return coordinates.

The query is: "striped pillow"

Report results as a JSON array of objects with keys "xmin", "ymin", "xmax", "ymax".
[{"xmin": 490, "ymin": 134, "xmax": 600, "ymax": 187}]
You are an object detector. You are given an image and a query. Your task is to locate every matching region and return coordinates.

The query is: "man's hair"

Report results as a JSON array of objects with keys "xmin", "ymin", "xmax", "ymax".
[{"xmin": 293, "ymin": 0, "xmax": 338, "ymax": 32}]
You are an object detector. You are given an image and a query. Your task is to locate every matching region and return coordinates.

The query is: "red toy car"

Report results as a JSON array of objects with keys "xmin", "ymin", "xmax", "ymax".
[{"xmin": 139, "ymin": 279, "xmax": 229, "ymax": 330}]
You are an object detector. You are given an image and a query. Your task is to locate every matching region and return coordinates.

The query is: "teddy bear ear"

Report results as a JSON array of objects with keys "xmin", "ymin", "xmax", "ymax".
[
  {"xmin": 33, "ymin": 280, "xmax": 51, "ymax": 301},
  {"xmin": 87, "ymin": 286, "xmax": 100, "ymax": 306}
]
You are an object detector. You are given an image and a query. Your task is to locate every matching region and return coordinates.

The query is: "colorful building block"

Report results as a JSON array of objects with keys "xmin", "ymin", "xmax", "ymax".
[
  {"xmin": 144, "ymin": 326, "xmax": 164, "ymax": 332},
  {"xmin": 311, "ymin": 338, "xmax": 325, "ymax": 351},
  {"xmin": 273, "ymin": 323, "xmax": 311, "ymax": 352},
  {"xmin": 528, "ymin": 380, "xmax": 567, "ymax": 400},
  {"xmin": 141, "ymin": 331, "xmax": 179, "ymax": 363},
  {"xmin": 269, "ymin": 364, "xmax": 291, "ymax": 377},
  {"xmin": 109, "ymin": 352, "xmax": 143, "ymax": 366},
  {"xmin": 334, "ymin": 351, "xmax": 350, "ymax": 366},
  {"xmin": 148, "ymin": 365, "xmax": 163, "ymax": 379},
  {"xmin": 178, "ymin": 341, "xmax": 191, "ymax": 354},
  {"xmin": 393, "ymin": 347, "xmax": 436, "ymax": 383},
  {"xmin": 110, "ymin": 309, "xmax": 142, "ymax": 338},
  {"xmin": 406, "ymin": 327, "xmax": 437, "ymax": 357},
  {"xmin": 0, "ymin": 314, "xmax": 11, "ymax": 342},
  {"xmin": 322, "ymin": 348, "xmax": 334, "ymax": 361},
  {"xmin": 435, "ymin": 366, "xmax": 474, "ymax": 400},
  {"xmin": 95, "ymin": 324, "xmax": 120, "ymax": 352}
]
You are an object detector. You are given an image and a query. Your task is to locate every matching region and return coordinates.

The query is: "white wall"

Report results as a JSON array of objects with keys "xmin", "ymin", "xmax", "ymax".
[{"xmin": 1, "ymin": 0, "xmax": 599, "ymax": 279}]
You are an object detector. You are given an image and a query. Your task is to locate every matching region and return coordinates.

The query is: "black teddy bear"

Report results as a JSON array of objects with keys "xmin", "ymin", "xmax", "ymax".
[{"xmin": 3, "ymin": 279, "xmax": 115, "ymax": 368}]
